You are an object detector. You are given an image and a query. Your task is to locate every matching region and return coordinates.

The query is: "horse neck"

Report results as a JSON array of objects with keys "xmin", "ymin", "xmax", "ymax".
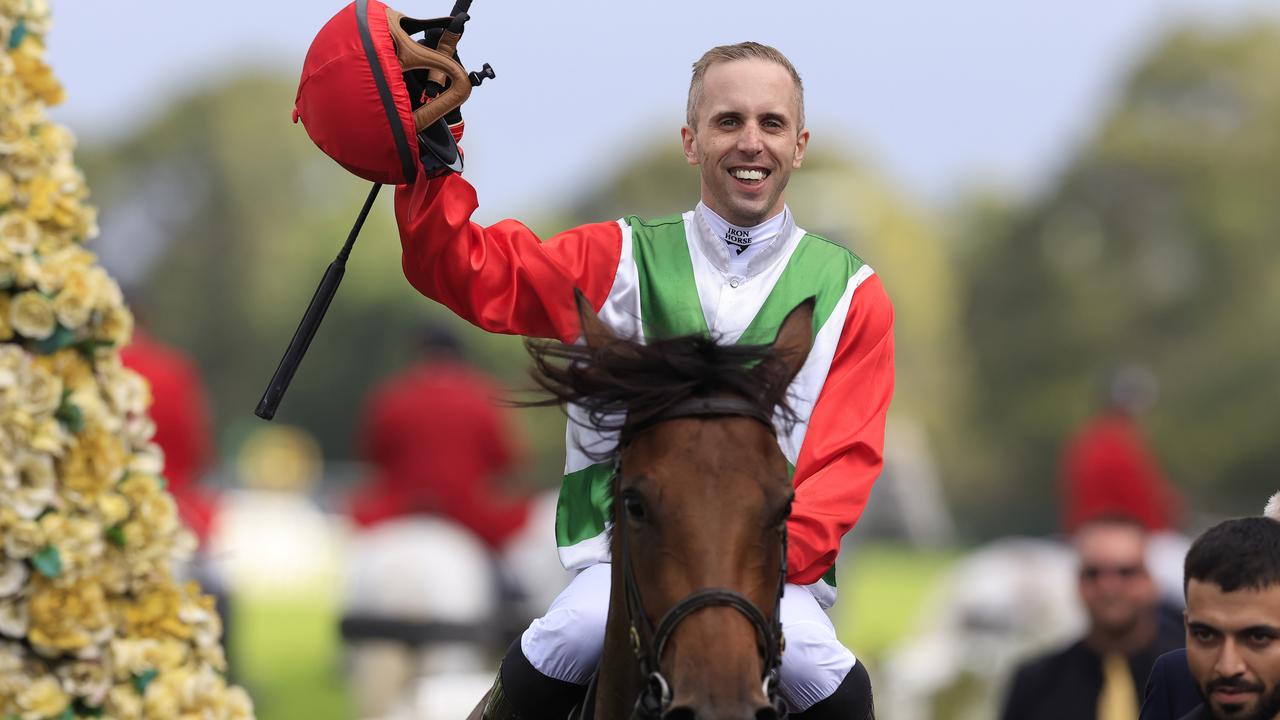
[{"xmin": 595, "ymin": 541, "xmax": 644, "ymax": 719}]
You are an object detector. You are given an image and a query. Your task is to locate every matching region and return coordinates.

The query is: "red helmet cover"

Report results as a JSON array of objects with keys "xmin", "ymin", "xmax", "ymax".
[{"xmin": 294, "ymin": 0, "xmax": 420, "ymax": 184}]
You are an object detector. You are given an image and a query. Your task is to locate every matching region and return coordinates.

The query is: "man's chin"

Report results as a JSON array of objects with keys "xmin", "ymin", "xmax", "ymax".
[{"xmin": 1206, "ymin": 684, "xmax": 1280, "ymax": 720}]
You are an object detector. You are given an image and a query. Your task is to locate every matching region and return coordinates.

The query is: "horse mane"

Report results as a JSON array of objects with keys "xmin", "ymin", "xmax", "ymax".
[{"xmin": 522, "ymin": 331, "xmax": 797, "ymax": 459}]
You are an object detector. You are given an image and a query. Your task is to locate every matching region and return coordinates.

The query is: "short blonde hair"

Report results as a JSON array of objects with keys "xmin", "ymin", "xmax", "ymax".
[{"xmin": 686, "ymin": 42, "xmax": 805, "ymax": 129}]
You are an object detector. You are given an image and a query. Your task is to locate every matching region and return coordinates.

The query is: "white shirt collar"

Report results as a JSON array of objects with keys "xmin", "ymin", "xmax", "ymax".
[{"xmin": 693, "ymin": 202, "xmax": 796, "ymax": 278}]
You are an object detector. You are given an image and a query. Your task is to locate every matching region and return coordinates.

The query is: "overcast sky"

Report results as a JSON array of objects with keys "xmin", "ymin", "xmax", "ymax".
[{"xmin": 45, "ymin": 0, "xmax": 1280, "ymax": 219}]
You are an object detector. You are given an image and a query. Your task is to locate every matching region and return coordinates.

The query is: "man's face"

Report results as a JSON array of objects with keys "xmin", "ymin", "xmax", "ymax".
[
  {"xmin": 1185, "ymin": 580, "xmax": 1280, "ymax": 720},
  {"xmin": 1075, "ymin": 523, "xmax": 1157, "ymax": 636},
  {"xmin": 681, "ymin": 58, "xmax": 809, "ymax": 227}
]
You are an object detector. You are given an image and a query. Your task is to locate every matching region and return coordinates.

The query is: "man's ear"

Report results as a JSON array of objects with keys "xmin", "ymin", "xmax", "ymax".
[
  {"xmin": 792, "ymin": 127, "xmax": 810, "ymax": 169},
  {"xmin": 681, "ymin": 125, "xmax": 699, "ymax": 167},
  {"xmin": 575, "ymin": 288, "xmax": 617, "ymax": 350}
]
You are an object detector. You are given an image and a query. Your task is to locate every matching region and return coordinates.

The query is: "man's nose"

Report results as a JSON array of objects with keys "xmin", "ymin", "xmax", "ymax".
[
  {"xmin": 1215, "ymin": 638, "xmax": 1248, "ymax": 678},
  {"xmin": 736, "ymin": 124, "xmax": 764, "ymax": 153}
]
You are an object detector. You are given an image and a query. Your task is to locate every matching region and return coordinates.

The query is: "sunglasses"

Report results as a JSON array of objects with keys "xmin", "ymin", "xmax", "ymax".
[{"xmin": 1080, "ymin": 564, "xmax": 1145, "ymax": 581}]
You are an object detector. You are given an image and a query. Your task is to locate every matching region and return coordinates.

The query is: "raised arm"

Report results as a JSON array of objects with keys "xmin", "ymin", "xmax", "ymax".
[
  {"xmin": 786, "ymin": 274, "xmax": 895, "ymax": 585},
  {"xmin": 395, "ymin": 173, "xmax": 624, "ymax": 342}
]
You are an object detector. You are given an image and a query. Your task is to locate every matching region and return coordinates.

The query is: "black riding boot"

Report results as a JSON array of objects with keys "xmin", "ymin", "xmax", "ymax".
[
  {"xmin": 482, "ymin": 639, "xmax": 589, "ymax": 720},
  {"xmin": 790, "ymin": 661, "xmax": 874, "ymax": 720}
]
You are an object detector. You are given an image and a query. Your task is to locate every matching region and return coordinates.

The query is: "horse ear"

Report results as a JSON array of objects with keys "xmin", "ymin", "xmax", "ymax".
[
  {"xmin": 769, "ymin": 297, "xmax": 815, "ymax": 386},
  {"xmin": 575, "ymin": 288, "xmax": 617, "ymax": 350}
]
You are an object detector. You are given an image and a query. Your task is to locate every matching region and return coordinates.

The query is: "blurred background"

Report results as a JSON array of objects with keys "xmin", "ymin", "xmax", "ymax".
[{"xmin": 43, "ymin": 0, "xmax": 1280, "ymax": 718}]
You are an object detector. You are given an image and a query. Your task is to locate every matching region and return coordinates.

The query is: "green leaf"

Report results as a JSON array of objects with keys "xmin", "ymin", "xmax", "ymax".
[
  {"xmin": 73, "ymin": 700, "xmax": 104, "ymax": 717},
  {"xmin": 55, "ymin": 397, "xmax": 84, "ymax": 434},
  {"xmin": 57, "ymin": 707, "xmax": 74, "ymax": 720},
  {"xmin": 106, "ymin": 524, "xmax": 126, "ymax": 548},
  {"xmin": 132, "ymin": 669, "xmax": 159, "ymax": 695},
  {"xmin": 33, "ymin": 325, "xmax": 75, "ymax": 355},
  {"xmin": 31, "ymin": 545, "xmax": 61, "ymax": 579},
  {"xmin": 7, "ymin": 19, "xmax": 25, "ymax": 50},
  {"xmin": 155, "ymin": 476, "xmax": 167, "ymax": 492}
]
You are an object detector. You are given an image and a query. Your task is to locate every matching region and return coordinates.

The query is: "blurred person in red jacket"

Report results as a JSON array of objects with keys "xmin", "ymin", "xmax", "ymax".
[
  {"xmin": 347, "ymin": 323, "xmax": 530, "ymax": 550},
  {"xmin": 1061, "ymin": 365, "xmax": 1184, "ymax": 535},
  {"xmin": 121, "ymin": 327, "xmax": 218, "ymax": 544}
]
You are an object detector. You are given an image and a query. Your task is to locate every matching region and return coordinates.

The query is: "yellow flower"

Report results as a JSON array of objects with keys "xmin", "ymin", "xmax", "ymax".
[
  {"xmin": 5, "ymin": 137, "xmax": 43, "ymax": 180},
  {"xmin": 1, "ymin": 511, "xmax": 42, "ymax": 558},
  {"xmin": 12, "ymin": 37, "xmax": 64, "ymax": 106},
  {"xmin": 60, "ymin": 424, "xmax": 127, "ymax": 504},
  {"xmin": 0, "ymin": 75, "xmax": 21, "ymax": 110},
  {"xmin": 142, "ymin": 672, "xmax": 181, "ymax": 719},
  {"xmin": 9, "ymin": 290, "xmax": 55, "ymax": 340},
  {"xmin": 53, "ymin": 266, "xmax": 96, "ymax": 329},
  {"xmin": 106, "ymin": 683, "xmax": 144, "ymax": 720},
  {"xmin": 23, "ymin": 174, "xmax": 58, "ymax": 222},
  {"xmin": 27, "ymin": 417, "xmax": 68, "ymax": 456},
  {"xmin": 0, "ymin": 558, "xmax": 28, "ymax": 597},
  {"xmin": 95, "ymin": 304, "xmax": 133, "ymax": 348},
  {"xmin": 10, "ymin": 452, "xmax": 57, "ymax": 519},
  {"xmin": 34, "ymin": 348, "xmax": 94, "ymax": 392},
  {"xmin": 15, "ymin": 675, "xmax": 69, "ymax": 720},
  {"xmin": 0, "ymin": 597, "xmax": 29, "ymax": 637},
  {"xmin": 97, "ymin": 491, "xmax": 129, "ymax": 526},
  {"xmin": 0, "ymin": 211, "xmax": 39, "ymax": 254},
  {"xmin": 20, "ymin": 361, "xmax": 61, "ymax": 416},
  {"xmin": 0, "ymin": 170, "xmax": 15, "ymax": 205},
  {"xmin": 27, "ymin": 576, "xmax": 113, "ymax": 655},
  {"xmin": 0, "ymin": 295, "xmax": 12, "ymax": 341},
  {"xmin": 56, "ymin": 658, "xmax": 112, "ymax": 707},
  {"xmin": 117, "ymin": 582, "xmax": 192, "ymax": 641},
  {"xmin": 33, "ymin": 123, "xmax": 73, "ymax": 159}
]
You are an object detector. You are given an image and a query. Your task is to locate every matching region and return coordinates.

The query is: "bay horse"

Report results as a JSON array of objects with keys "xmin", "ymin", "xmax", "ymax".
[{"xmin": 523, "ymin": 291, "xmax": 815, "ymax": 720}]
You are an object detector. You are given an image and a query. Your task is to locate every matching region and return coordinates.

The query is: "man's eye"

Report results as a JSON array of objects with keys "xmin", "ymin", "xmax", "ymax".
[
  {"xmin": 1192, "ymin": 628, "xmax": 1218, "ymax": 643},
  {"xmin": 1248, "ymin": 632, "xmax": 1276, "ymax": 647}
]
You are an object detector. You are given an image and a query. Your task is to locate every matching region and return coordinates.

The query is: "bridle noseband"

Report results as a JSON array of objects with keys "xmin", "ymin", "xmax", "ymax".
[{"xmin": 616, "ymin": 396, "xmax": 789, "ymax": 719}]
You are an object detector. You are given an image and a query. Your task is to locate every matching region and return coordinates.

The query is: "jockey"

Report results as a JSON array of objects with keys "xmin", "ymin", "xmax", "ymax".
[{"xmin": 393, "ymin": 42, "xmax": 894, "ymax": 720}]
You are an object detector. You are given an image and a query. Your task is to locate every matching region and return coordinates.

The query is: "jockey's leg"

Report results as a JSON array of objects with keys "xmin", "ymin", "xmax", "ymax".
[
  {"xmin": 778, "ymin": 585, "xmax": 875, "ymax": 719},
  {"xmin": 475, "ymin": 563, "xmax": 610, "ymax": 719}
]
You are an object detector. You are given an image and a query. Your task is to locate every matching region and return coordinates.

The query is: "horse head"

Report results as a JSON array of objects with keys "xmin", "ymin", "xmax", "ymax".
[{"xmin": 531, "ymin": 291, "xmax": 814, "ymax": 719}]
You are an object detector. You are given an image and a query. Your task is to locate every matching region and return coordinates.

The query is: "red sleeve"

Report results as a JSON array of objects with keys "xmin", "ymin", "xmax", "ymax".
[
  {"xmin": 786, "ymin": 275, "xmax": 895, "ymax": 585},
  {"xmin": 395, "ymin": 173, "xmax": 624, "ymax": 342}
]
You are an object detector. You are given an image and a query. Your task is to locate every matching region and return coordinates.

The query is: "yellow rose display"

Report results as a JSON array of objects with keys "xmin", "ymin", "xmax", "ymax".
[{"xmin": 0, "ymin": 3, "xmax": 252, "ymax": 716}]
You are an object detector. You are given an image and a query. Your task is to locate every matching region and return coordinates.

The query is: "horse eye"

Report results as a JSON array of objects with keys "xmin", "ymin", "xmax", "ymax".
[{"xmin": 623, "ymin": 494, "xmax": 647, "ymax": 522}]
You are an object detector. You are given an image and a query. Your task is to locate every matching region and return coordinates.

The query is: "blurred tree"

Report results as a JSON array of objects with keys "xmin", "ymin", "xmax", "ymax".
[{"xmin": 960, "ymin": 23, "xmax": 1280, "ymax": 531}]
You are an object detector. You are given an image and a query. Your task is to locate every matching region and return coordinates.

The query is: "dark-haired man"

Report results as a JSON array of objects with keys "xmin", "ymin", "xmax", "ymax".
[
  {"xmin": 1002, "ymin": 515, "xmax": 1184, "ymax": 720},
  {"xmin": 1165, "ymin": 516, "xmax": 1280, "ymax": 720}
]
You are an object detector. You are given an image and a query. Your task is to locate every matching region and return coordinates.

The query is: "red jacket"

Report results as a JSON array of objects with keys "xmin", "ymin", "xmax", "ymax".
[
  {"xmin": 348, "ymin": 359, "xmax": 530, "ymax": 549},
  {"xmin": 120, "ymin": 331, "xmax": 217, "ymax": 542}
]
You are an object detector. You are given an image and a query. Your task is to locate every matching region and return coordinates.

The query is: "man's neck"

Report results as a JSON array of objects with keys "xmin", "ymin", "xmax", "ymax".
[{"xmin": 1084, "ymin": 612, "xmax": 1158, "ymax": 656}]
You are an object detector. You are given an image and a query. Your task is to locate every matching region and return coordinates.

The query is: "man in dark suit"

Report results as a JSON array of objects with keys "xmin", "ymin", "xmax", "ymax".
[
  {"xmin": 1001, "ymin": 515, "xmax": 1184, "ymax": 720},
  {"xmin": 1140, "ymin": 649, "xmax": 1201, "ymax": 719},
  {"xmin": 1142, "ymin": 516, "xmax": 1280, "ymax": 720}
]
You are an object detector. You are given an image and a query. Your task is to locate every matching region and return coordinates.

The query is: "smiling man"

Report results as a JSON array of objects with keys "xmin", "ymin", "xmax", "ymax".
[
  {"xmin": 1179, "ymin": 517, "xmax": 1280, "ymax": 720},
  {"xmin": 394, "ymin": 42, "xmax": 892, "ymax": 720}
]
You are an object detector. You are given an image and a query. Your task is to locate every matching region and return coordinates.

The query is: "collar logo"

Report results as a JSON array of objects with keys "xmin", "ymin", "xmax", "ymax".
[{"xmin": 723, "ymin": 227, "xmax": 752, "ymax": 255}]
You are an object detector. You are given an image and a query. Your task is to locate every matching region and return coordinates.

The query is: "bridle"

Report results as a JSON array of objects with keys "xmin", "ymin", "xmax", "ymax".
[{"xmin": 615, "ymin": 396, "xmax": 789, "ymax": 719}]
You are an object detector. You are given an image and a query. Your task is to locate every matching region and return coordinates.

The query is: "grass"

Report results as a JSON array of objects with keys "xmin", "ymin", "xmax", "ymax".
[{"xmin": 230, "ymin": 592, "xmax": 353, "ymax": 720}]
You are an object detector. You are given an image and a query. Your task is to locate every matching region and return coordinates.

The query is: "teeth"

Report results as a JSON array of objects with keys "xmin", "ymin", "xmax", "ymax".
[{"xmin": 732, "ymin": 169, "xmax": 766, "ymax": 181}]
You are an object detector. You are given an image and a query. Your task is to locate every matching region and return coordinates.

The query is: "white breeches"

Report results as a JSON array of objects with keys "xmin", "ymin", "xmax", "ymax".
[{"xmin": 519, "ymin": 563, "xmax": 856, "ymax": 712}]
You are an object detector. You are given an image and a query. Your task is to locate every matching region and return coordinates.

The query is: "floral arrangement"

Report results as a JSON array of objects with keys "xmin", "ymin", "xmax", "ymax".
[{"xmin": 0, "ymin": 2, "xmax": 252, "ymax": 718}]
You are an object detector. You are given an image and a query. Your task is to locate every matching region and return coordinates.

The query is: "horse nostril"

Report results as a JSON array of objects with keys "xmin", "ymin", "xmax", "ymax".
[{"xmin": 662, "ymin": 707, "xmax": 697, "ymax": 720}]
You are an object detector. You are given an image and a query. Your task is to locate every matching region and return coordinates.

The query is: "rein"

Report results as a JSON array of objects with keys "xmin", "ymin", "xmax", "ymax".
[{"xmin": 614, "ymin": 396, "xmax": 789, "ymax": 719}]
